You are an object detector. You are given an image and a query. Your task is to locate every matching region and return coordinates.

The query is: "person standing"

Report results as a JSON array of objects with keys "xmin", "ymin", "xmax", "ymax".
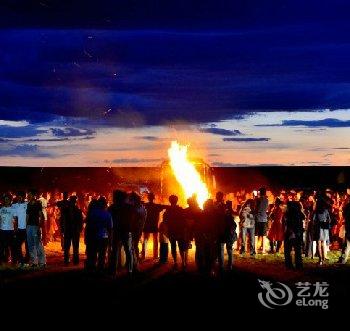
[
  {"xmin": 39, "ymin": 192, "xmax": 48, "ymax": 245},
  {"xmin": 221, "ymin": 200, "xmax": 237, "ymax": 270},
  {"xmin": 129, "ymin": 192, "xmax": 147, "ymax": 271},
  {"xmin": 255, "ymin": 188, "xmax": 269, "ymax": 254},
  {"xmin": 0, "ymin": 194, "xmax": 16, "ymax": 265},
  {"xmin": 185, "ymin": 196, "xmax": 201, "ymax": 268},
  {"xmin": 239, "ymin": 198, "xmax": 256, "ymax": 256},
  {"xmin": 63, "ymin": 196, "xmax": 83, "ymax": 265},
  {"xmin": 108, "ymin": 190, "xmax": 134, "ymax": 275},
  {"xmin": 283, "ymin": 201, "xmax": 305, "ymax": 270},
  {"xmin": 163, "ymin": 195, "xmax": 187, "ymax": 270},
  {"xmin": 57, "ymin": 192, "xmax": 70, "ymax": 250},
  {"xmin": 339, "ymin": 198, "xmax": 350, "ymax": 263},
  {"xmin": 267, "ymin": 198, "xmax": 284, "ymax": 253},
  {"xmin": 12, "ymin": 191, "xmax": 29, "ymax": 266},
  {"xmin": 85, "ymin": 197, "xmax": 113, "ymax": 272},
  {"xmin": 313, "ymin": 197, "xmax": 331, "ymax": 266},
  {"xmin": 26, "ymin": 189, "xmax": 46, "ymax": 268},
  {"xmin": 141, "ymin": 192, "xmax": 165, "ymax": 261}
]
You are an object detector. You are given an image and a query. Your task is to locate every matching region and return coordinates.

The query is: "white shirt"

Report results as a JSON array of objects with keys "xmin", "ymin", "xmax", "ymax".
[
  {"xmin": 0, "ymin": 206, "xmax": 16, "ymax": 231},
  {"xmin": 12, "ymin": 202, "xmax": 28, "ymax": 230},
  {"xmin": 39, "ymin": 197, "xmax": 48, "ymax": 221}
]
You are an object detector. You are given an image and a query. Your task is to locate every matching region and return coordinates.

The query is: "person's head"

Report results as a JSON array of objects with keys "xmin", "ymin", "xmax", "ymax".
[
  {"xmin": 225, "ymin": 200, "xmax": 233, "ymax": 211},
  {"xmin": 216, "ymin": 191, "xmax": 224, "ymax": 203},
  {"xmin": 129, "ymin": 192, "xmax": 141, "ymax": 206},
  {"xmin": 27, "ymin": 189, "xmax": 38, "ymax": 201},
  {"xmin": 2, "ymin": 193, "xmax": 12, "ymax": 206},
  {"xmin": 147, "ymin": 192, "xmax": 155, "ymax": 203},
  {"xmin": 203, "ymin": 199, "xmax": 214, "ymax": 211},
  {"xmin": 315, "ymin": 197, "xmax": 327, "ymax": 213},
  {"xmin": 274, "ymin": 197, "xmax": 282, "ymax": 207},
  {"xmin": 69, "ymin": 195, "xmax": 78, "ymax": 206},
  {"xmin": 169, "ymin": 195, "xmax": 178, "ymax": 206},
  {"xmin": 63, "ymin": 191, "xmax": 69, "ymax": 200},
  {"xmin": 97, "ymin": 196, "xmax": 107, "ymax": 210},
  {"xmin": 113, "ymin": 190, "xmax": 127, "ymax": 205},
  {"xmin": 244, "ymin": 198, "xmax": 254, "ymax": 209},
  {"xmin": 259, "ymin": 187, "xmax": 266, "ymax": 197},
  {"xmin": 16, "ymin": 191, "xmax": 26, "ymax": 203},
  {"xmin": 187, "ymin": 196, "xmax": 199, "ymax": 209}
]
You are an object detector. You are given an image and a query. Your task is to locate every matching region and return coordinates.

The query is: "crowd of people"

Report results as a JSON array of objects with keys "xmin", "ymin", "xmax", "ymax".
[{"xmin": 1, "ymin": 186, "xmax": 350, "ymax": 275}]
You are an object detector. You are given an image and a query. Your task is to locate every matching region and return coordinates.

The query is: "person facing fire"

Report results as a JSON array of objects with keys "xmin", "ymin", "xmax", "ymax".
[
  {"xmin": 141, "ymin": 192, "xmax": 166, "ymax": 261},
  {"xmin": 84, "ymin": 196, "xmax": 112, "ymax": 272},
  {"xmin": 163, "ymin": 195, "xmax": 188, "ymax": 270},
  {"xmin": 108, "ymin": 190, "xmax": 134, "ymax": 275},
  {"xmin": 214, "ymin": 191, "xmax": 231, "ymax": 271},
  {"xmin": 129, "ymin": 192, "xmax": 147, "ymax": 271},
  {"xmin": 200, "ymin": 199, "xmax": 217, "ymax": 274},
  {"xmin": 283, "ymin": 201, "xmax": 305, "ymax": 270},
  {"xmin": 255, "ymin": 187, "xmax": 269, "ymax": 254},
  {"xmin": 63, "ymin": 196, "xmax": 83, "ymax": 265},
  {"xmin": 57, "ymin": 192, "xmax": 70, "ymax": 250},
  {"xmin": 267, "ymin": 198, "xmax": 284, "ymax": 254}
]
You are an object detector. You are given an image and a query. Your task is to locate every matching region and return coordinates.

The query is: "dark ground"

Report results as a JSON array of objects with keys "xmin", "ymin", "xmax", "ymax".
[{"xmin": 1, "ymin": 244, "xmax": 349, "ymax": 317}]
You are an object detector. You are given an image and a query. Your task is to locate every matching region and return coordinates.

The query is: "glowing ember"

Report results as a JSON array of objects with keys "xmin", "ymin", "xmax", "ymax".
[{"xmin": 168, "ymin": 141, "xmax": 210, "ymax": 208}]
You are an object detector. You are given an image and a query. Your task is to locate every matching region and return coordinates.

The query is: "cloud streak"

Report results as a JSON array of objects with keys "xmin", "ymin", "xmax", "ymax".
[
  {"xmin": 223, "ymin": 137, "xmax": 270, "ymax": 142},
  {"xmin": 200, "ymin": 128, "xmax": 243, "ymax": 136},
  {"xmin": 257, "ymin": 118, "xmax": 350, "ymax": 128}
]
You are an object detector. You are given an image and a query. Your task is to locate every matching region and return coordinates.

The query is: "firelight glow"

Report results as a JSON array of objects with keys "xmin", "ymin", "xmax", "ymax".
[{"xmin": 168, "ymin": 141, "xmax": 210, "ymax": 209}]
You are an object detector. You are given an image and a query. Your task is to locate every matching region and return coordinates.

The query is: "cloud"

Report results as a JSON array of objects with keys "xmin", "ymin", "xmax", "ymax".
[
  {"xmin": 223, "ymin": 137, "xmax": 270, "ymax": 142},
  {"xmin": 0, "ymin": 144, "xmax": 52, "ymax": 157},
  {"xmin": 135, "ymin": 136, "xmax": 171, "ymax": 142},
  {"xmin": 51, "ymin": 127, "xmax": 95, "ymax": 137},
  {"xmin": 257, "ymin": 118, "xmax": 350, "ymax": 128},
  {"xmin": 334, "ymin": 147, "xmax": 350, "ymax": 150},
  {"xmin": 2, "ymin": 25, "xmax": 350, "ymax": 130},
  {"xmin": 110, "ymin": 158, "xmax": 163, "ymax": 164},
  {"xmin": 200, "ymin": 128, "xmax": 243, "ymax": 136},
  {"xmin": 0, "ymin": 125, "xmax": 47, "ymax": 138}
]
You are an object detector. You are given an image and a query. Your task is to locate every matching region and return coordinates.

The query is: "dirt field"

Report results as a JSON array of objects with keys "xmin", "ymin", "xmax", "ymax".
[{"xmin": 1, "ymin": 240, "xmax": 349, "ymax": 315}]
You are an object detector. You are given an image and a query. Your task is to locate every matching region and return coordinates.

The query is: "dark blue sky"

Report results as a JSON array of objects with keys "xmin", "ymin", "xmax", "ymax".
[{"xmin": 0, "ymin": 1, "xmax": 350, "ymax": 165}]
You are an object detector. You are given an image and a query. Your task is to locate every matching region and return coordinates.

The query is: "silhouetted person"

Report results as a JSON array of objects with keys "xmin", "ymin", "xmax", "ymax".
[
  {"xmin": 163, "ymin": 195, "xmax": 187, "ymax": 270},
  {"xmin": 268, "ymin": 198, "xmax": 284, "ymax": 253},
  {"xmin": 129, "ymin": 192, "xmax": 147, "ymax": 270},
  {"xmin": 57, "ymin": 192, "xmax": 70, "ymax": 250},
  {"xmin": 85, "ymin": 197, "xmax": 112, "ymax": 272},
  {"xmin": 221, "ymin": 200, "xmax": 237, "ymax": 270},
  {"xmin": 340, "ymin": 198, "xmax": 350, "ymax": 263},
  {"xmin": 184, "ymin": 196, "xmax": 201, "ymax": 266},
  {"xmin": 201, "ymin": 199, "xmax": 217, "ymax": 274},
  {"xmin": 63, "ymin": 196, "xmax": 83, "ymax": 265},
  {"xmin": 284, "ymin": 201, "xmax": 305, "ymax": 270},
  {"xmin": 142, "ymin": 192, "xmax": 166, "ymax": 260},
  {"xmin": 108, "ymin": 190, "xmax": 134, "ymax": 275},
  {"xmin": 26, "ymin": 189, "xmax": 46, "ymax": 268},
  {"xmin": 215, "ymin": 192, "xmax": 230, "ymax": 271}
]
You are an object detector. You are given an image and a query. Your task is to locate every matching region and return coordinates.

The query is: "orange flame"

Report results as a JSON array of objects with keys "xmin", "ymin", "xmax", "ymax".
[{"xmin": 168, "ymin": 141, "xmax": 210, "ymax": 208}]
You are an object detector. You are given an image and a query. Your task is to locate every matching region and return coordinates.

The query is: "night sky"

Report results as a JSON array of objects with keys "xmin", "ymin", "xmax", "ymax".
[{"xmin": 1, "ymin": 0, "xmax": 350, "ymax": 166}]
